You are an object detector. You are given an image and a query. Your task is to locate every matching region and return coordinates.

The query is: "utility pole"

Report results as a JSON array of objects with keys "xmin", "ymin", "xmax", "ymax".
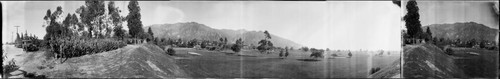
[
  {"xmin": 12, "ymin": 32, "xmax": 14, "ymax": 43},
  {"xmin": 14, "ymin": 26, "xmax": 20, "ymax": 34}
]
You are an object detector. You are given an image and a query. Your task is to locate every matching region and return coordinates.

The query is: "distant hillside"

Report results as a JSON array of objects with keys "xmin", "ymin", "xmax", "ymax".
[
  {"xmin": 144, "ymin": 22, "xmax": 303, "ymax": 48},
  {"xmin": 422, "ymin": 22, "xmax": 499, "ymax": 42}
]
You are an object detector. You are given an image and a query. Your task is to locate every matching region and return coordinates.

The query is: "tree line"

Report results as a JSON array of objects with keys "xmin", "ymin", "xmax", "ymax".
[{"xmin": 34, "ymin": 0, "xmax": 150, "ymax": 60}]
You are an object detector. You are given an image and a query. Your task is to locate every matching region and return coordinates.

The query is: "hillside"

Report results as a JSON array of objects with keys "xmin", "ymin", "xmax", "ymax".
[
  {"xmin": 5, "ymin": 44, "xmax": 188, "ymax": 78},
  {"xmin": 422, "ymin": 22, "xmax": 499, "ymax": 42},
  {"xmin": 368, "ymin": 58, "xmax": 401, "ymax": 78},
  {"xmin": 403, "ymin": 44, "xmax": 466, "ymax": 78},
  {"xmin": 144, "ymin": 22, "xmax": 303, "ymax": 48}
]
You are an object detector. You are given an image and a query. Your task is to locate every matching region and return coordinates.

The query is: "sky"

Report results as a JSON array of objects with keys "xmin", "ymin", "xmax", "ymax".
[
  {"xmin": 2, "ymin": 1, "xmax": 402, "ymax": 51},
  {"xmin": 402, "ymin": 1, "xmax": 499, "ymax": 29}
]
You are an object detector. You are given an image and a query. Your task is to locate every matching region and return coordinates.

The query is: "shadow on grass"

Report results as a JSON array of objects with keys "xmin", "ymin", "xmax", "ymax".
[{"xmin": 296, "ymin": 59, "xmax": 321, "ymax": 62}]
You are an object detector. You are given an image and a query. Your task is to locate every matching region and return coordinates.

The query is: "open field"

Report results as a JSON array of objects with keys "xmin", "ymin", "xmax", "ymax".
[
  {"xmin": 449, "ymin": 47, "xmax": 499, "ymax": 78},
  {"xmin": 2, "ymin": 44, "xmax": 399, "ymax": 78},
  {"xmin": 173, "ymin": 48, "xmax": 400, "ymax": 78}
]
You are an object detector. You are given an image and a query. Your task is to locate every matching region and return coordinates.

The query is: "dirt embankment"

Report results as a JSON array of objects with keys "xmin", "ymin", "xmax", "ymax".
[
  {"xmin": 6, "ymin": 44, "xmax": 187, "ymax": 78},
  {"xmin": 368, "ymin": 58, "xmax": 401, "ymax": 78},
  {"xmin": 403, "ymin": 44, "xmax": 466, "ymax": 78}
]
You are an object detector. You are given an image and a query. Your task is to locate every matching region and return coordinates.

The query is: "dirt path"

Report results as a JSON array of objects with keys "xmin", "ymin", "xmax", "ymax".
[{"xmin": 2, "ymin": 45, "xmax": 27, "ymax": 65}]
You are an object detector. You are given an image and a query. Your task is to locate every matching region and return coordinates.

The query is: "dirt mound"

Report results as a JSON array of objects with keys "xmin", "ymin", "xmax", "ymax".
[
  {"xmin": 403, "ymin": 44, "xmax": 466, "ymax": 78},
  {"xmin": 41, "ymin": 44, "xmax": 187, "ymax": 78},
  {"xmin": 368, "ymin": 58, "xmax": 401, "ymax": 78}
]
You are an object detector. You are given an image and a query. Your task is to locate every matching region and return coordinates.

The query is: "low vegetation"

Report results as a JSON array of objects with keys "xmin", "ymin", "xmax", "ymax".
[
  {"xmin": 166, "ymin": 47, "xmax": 176, "ymax": 55},
  {"xmin": 369, "ymin": 67, "xmax": 381, "ymax": 74},
  {"xmin": 3, "ymin": 59, "xmax": 20, "ymax": 76},
  {"xmin": 444, "ymin": 48, "xmax": 454, "ymax": 55},
  {"xmin": 309, "ymin": 48, "xmax": 324, "ymax": 58},
  {"xmin": 46, "ymin": 37, "xmax": 126, "ymax": 58}
]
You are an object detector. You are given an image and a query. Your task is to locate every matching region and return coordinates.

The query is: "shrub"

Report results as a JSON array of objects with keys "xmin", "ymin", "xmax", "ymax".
[
  {"xmin": 444, "ymin": 48, "xmax": 454, "ymax": 55},
  {"xmin": 48, "ymin": 37, "xmax": 126, "ymax": 58},
  {"xmin": 369, "ymin": 67, "xmax": 381, "ymax": 74},
  {"xmin": 166, "ymin": 47, "xmax": 175, "ymax": 55},
  {"xmin": 3, "ymin": 59, "xmax": 20, "ymax": 75},
  {"xmin": 23, "ymin": 44, "xmax": 39, "ymax": 52},
  {"xmin": 231, "ymin": 44, "xmax": 241, "ymax": 53},
  {"xmin": 23, "ymin": 72, "xmax": 47, "ymax": 79}
]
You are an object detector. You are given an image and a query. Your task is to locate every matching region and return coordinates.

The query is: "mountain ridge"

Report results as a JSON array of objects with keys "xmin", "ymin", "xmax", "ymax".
[
  {"xmin": 422, "ymin": 22, "xmax": 499, "ymax": 43},
  {"xmin": 144, "ymin": 22, "xmax": 303, "ymax": 48}
]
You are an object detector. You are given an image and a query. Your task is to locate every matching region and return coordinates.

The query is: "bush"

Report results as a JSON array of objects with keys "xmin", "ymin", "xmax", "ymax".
[
  {"xmin": 47, "ymin": 37, "xmax": 126, "ymax": 58},
  {"xmin": 166, "ymin": 47, "xmax": 175, "ymax": 55},
  {"xmin": 231, "ymin": 44, "xmax": 241, "ymax": 53},
  {"xmin": 444, "ymin": 48, "xmax": 454, "ymax": 55},
  {"xmin": 23, "ymin": 44, "xmax": 39, "ymax": 52},
  {"xmin": 24, "ymin": 72, "xmax": 47, "ymax": 79},
  {"xmin": 3, "ymin": 59, "xmax": 20, "ymax": 75},
  {"xmin": 369, "ymin": 67, "xmax": 381, "ymax": 74}
]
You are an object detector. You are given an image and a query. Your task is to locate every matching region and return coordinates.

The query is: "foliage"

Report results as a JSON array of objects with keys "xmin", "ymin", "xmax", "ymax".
[
  {"xmin": 403, "ymin": 0, "xmax": 423, "ymax": 39},
  {"xmin": 47, "ymin": 37, "xmax": 126, "ymax": 58},
  {"xmin": 187, "ymin": 39, "xmax": 199, "ymax": 48},
  {"xmin": 348, "ymin": 52, "xmax": 353, "ymax": 57},
  {"xmin": 166, "ymin": 47, "xmax": 175, "ymax": 55},
  {"xmin": 109, "ymin": 1, "xmax": 126, "ymax": 39},
  {"xmin": 147, "ymin": 27, "xmax": 154, "ymax": 38},
  {"xmin": 127, "ymin": 0, "xmax": 145, "ymax": 38},
  {"xmin": 23, "ymin": 72, "xmax": 47, "ymax": 79},
  {"xmin": 309, "ymin": 48, "xmax": 324, "ymax": 58},
  {"xmin": 392, "ymin": 0, "xmax": 401, "ymax": 7},
  {"xmin": 257, "ymin": 39, "xmax": 273, "ymax": 52},
  {"xmin": 15, "ymin": 32, "xmax": 43, "ymax": 51},
  {"xmin": 300, "ymin": 47, "xmax": 309, "ymax": 52},
  {"xmin": 264, "ymin": 30, "xmax": 272, "ymax": 39},
  {"xmin": 444, "ymin": 48, "xmax": 454, "ymax": 55},
  {"xmin": 369, "ymin": 67, "xmax": 381, "ymax": 74},
  {"xmin": 3, "ymin": 59, "xmax": 20, "ymax": 75},
  {"xmin": 231, "ymin": 38, "xmax": 244, "ymax": 53},
  {"xmin": 423, "ymin": 27, "xmax": 433, "ymax": 41}
]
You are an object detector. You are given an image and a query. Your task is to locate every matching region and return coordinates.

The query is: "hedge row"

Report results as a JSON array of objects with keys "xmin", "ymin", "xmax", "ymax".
[{"xmin": 48, "ymin": 38, "xmax": 126, "ymax": 58}]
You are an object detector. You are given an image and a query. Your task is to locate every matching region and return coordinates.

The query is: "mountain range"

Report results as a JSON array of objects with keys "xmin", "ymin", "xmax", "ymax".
[
  {"xmin": 144, "ymin": 22, "xmax": 303, "ymax": 48},
  {"xmin": 422, "ymin": 22, "xmax": 499, "ymax": 42}
]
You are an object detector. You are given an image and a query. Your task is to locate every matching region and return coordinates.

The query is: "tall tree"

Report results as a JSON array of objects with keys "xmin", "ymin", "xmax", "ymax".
[
  {"xmin": 15, "ymin": 33, "xmax": 20, "ymax": 43},
  {"xmin": 147, "ymin": 27, "xmax": 154, "ymax": 37},
  {"xmin": 426, "ymin": 27, "xmax": 432, "ymax": 37},
  {"xmin": 257, "ymin": 30, "xmax": 274, "ymax": 52},
  {"xmin": 392, "ymin": 0, "xmax": 401, "ymax": 7},
  {"xmin": 114, "ymin": 26, "xmax": 125, "ymax": 39},
  {"xmin": 231, "ymin": 38, "xmax": 244, "ymax": 53},
  {"xmin": 76, "ymin": 0, "xmax": 105, "ymax": 38},
  {"xmin": 43, "ymin": 9, "xmax": 52, "ymax": 27},
  {"xmin": 127, "ymin": 0, "xmax": 145, "ymax": 38},
  {"xmin": 107, "ymin": 1, "xmax": 126, "ymax": 39},
  {"xmin": 264, "ymin": 30, "xmax": 271, "ymax": 39},
  {"xmin": 44, "ymin": 6, "xmax": 66, "ymax": 41},
  {"xmin": 224, "ymin": 37, "xmax": 228, "ymax": 44},
  {"xmin": 403, "ymin": 0, "xmax": 423, "ymax": 39}
]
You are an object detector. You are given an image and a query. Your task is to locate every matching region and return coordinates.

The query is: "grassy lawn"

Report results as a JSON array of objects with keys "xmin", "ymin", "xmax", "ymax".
[
  {"xmin": 173, "ymin": 48, "xmax": 399, "ymax": 78},
  {"xmin": 450, "ymin": 47, "xmax": 499, "ymax": 78}
]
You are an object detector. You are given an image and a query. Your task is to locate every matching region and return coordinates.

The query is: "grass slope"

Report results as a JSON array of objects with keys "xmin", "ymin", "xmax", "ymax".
[
  {"xmin": 449, "ymin": 47, "xmax": 498, "ymax": 78},
  {"xmin": 3, "ymin": 44, "xmax": 187, "ymax": 78},
  {"xmin": 403, "ymin": 44, "xmax": 466, "ymax": 78}
]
